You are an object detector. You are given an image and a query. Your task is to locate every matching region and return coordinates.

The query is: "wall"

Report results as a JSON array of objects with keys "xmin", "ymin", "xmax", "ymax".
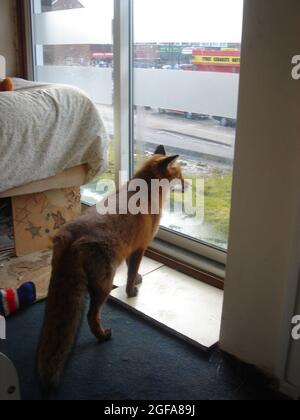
[
  {"xmin": 220, "ymin": 0, "xmax": 300, "ymax": 396},
  {"xmin": 0, "ymin": 0, "xmax": 19, "ymax": 76}
]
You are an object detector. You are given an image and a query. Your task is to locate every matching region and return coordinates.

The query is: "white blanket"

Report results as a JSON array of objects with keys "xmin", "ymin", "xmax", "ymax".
[{"xmin": 0, "ymin": 79, "xmax": 109, "ymax": 193}]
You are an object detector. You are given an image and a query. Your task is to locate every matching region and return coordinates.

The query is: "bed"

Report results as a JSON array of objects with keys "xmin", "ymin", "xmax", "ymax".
[
  {"xmin": 0, "ymin": 56, "xmax": 109, "ymax": 256},
  {"xmin": 0, "ymin": 77, "xmax": 109, "ymax": 194}
]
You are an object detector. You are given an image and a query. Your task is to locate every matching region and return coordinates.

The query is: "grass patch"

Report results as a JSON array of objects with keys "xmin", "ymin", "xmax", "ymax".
[
  {"xmin": 204, "ymin": 172, "xmax": 232, "ymax": 237},
  {"xmin": 171, "ymin": 170, "xmax": 233, "ymax": 238}
]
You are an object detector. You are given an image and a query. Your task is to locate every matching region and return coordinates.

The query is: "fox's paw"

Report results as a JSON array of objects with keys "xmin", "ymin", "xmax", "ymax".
[
  {"xmin": 97, "ymin": 328, "xmax": 112, "ymax": 342},
  {"xmin": 127, "ymin": 286, "xmax": 139, "ymax": 298},
  {"xmin": 104, "ymin": 328, "xmax": 112, "ymax": 341},
  {"xmin": 136, "ymin": 274, "xmax": 143, "ymax": 285}
]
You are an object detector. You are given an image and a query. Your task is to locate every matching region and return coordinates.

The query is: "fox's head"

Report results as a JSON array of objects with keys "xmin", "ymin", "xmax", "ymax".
[{"xmin": 139, "ymin": 145, "xmax": 186, "ymax": 192}]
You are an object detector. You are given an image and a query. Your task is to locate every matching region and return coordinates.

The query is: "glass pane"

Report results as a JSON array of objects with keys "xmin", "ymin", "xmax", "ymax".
[
  {"xmin": 41, "ymin": 0, "xmax": 84, "ymax": 13},
  {"xmin": 133, "ymin": 0, "xmax": 243, "ymax": 250},
  {"xmin": 32, "ymin": 0, "xmax": 114, "ymax": 205}
]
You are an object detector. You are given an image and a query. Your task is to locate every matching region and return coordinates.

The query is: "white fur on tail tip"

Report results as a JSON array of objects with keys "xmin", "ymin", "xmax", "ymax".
[{"xmin": 0, "ymin": 56, "xmax": 6, "ymax": 80}]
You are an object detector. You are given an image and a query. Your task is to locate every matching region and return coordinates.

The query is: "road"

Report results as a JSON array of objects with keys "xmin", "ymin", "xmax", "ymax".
[
  {"xmin": 139, "ymin": 126, "xmax": 234, "ymax": 163},
  {"xmin": 97, "ymin": 105, "xmax": 235, "ymax": 166}
]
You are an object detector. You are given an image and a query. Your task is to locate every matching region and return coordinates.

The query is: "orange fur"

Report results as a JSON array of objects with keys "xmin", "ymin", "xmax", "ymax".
[
  {"xmin": 37, "ymin": 146, "xmax": 185, "ymax": 395},
  {"xmin": 0, "ymin": 78, "xmax": 14, "ymax": 92}
]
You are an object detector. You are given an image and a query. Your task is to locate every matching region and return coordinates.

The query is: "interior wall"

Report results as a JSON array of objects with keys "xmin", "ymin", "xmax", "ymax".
[
  {"xmin": 220, "ymin": 0, "xmax": 300, "ymax": 390},
  {"xmin": 0, "ymin": 0, "xmax": 20, "ymax": 76}
]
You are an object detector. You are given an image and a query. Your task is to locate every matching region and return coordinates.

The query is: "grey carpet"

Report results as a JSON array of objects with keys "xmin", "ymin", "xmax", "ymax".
[{"xmin": 0, "ymin": 298, "xmax": 285, "ymax": 400}]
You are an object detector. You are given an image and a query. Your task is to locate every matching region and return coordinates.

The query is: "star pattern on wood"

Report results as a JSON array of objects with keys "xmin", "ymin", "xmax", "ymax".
[
  {"xmin": 15, "ymin": 206, "xmax": 32, "ymax": 225},
  {"xmin": 51, "ymin": 211, "xmax": 66, "ymax": 230},
  {"xmin": 26, "ymin": 222, "xmax": 42, "ymax": 239}
]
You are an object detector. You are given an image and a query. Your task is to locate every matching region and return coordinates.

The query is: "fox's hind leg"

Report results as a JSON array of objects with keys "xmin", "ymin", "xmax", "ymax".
[
  {"xmin": 126, "ymin": 249, "xmax": 145, "ymax": 298},
  {"xmin": 126, "ymin": 258, "xmax": 143, "ymax": 285},
  {"xmin": 87, "ymin": 268, "xmax": 115, "ymax": 342}
]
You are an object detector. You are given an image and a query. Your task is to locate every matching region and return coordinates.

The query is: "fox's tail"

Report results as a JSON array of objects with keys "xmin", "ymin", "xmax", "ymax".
[{"xmin": 37, "ymin": 236, "xmax": 87, "ymax": 395}]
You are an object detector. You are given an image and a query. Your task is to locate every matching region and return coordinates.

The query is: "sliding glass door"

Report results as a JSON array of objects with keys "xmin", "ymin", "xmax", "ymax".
[
  {"xmin": 31, "ymin": 0, "xmax": 115, "ymax": 204},
  {"xmin": 29, "ymin": 0, "xmax": 244, "ymax": 268},
  {"xmin": 133, "ymin": 0, "xmax": 243, "ymax": 257}
]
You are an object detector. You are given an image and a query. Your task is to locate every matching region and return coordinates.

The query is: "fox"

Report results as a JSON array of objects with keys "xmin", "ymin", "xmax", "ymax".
[{"xmin": 37, "ymin": 145, "xmax": 185, "ymax": 394}]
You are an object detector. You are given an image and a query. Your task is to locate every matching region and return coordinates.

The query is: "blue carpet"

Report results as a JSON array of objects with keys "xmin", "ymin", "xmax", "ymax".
[{"xmin": 0, "ymin": 298, "xmax": 284, "ymax": 400}]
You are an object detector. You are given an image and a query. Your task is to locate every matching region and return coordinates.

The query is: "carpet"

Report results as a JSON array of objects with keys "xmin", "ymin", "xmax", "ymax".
[
  {"xmin": 0, "ymin": 298, "xmax": 285, "ymax": 401},
  {"xmin": 0, "ymin": 250, "xmax": 52, "ymax": 301}
]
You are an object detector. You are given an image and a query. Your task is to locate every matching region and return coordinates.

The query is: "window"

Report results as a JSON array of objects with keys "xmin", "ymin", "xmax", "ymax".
[
  {"xmin": 29, "ymin": 0, "xmax": 244, "ymax": 271},
  {"xmin": 31, "ymin": 0, "xmax": 115, "ymax": 205},
  {"xmin": 133, "ymin": 0, "xmax": 243, "ymax": 257},
  {"xmin": 41, "ymin": 0, "xmax": 84, "ymax": 13},
  {"xmin": 214, "ymin": 57, "xmax": 231, "ymax": 62}
]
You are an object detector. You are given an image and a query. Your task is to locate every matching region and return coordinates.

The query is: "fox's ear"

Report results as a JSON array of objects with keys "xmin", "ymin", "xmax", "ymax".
[
  {"xmin": 159, "ymin": 155, "xmax": 179, "ymax": 171},
  {"xmin": 154, "ymin": 145, "xmax": 166, "ymax": 156}
]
